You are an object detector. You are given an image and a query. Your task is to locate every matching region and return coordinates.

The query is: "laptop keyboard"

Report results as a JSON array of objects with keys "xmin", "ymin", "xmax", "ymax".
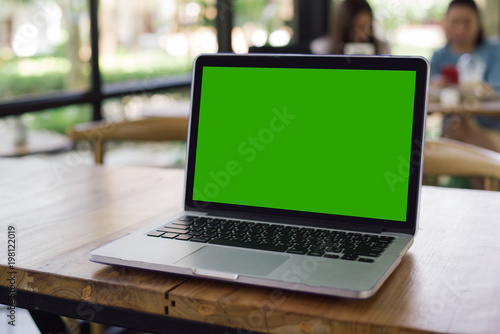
[{"xmin": 147, "ymin": 216, "xmax": 395, "ymax": 263}]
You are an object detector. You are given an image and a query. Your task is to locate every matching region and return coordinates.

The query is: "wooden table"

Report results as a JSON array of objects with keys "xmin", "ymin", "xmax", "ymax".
[
  {"xmin": 1, "ymin": 159, "xmax": 500, "ymax": 334},
  {"xmin": 427, "ymin": 99, "xmax": 500, "ymax": 116}
]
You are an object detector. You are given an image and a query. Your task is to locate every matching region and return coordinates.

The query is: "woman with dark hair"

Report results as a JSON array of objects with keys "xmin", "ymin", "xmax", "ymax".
[
  {"xmin": 430, "ymin": 0, "xmax": 500, "ymax": 91},
  {"xmin": 431, "ymin": 0, "xmax": 500, "ymax": 153},
  {"xmin": 310, "ymin": 0, "xmax": 390, "ymax": 55}
]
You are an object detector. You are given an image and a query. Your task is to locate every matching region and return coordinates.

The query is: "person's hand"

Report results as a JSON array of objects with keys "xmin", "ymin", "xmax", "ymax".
[
  {"xmin": 460, "ymin": 81, "xmax": 495, "ymax": 98},
  {"xmin": 475, "ymin": 82, "xmax": 495, "ymax": 97}
]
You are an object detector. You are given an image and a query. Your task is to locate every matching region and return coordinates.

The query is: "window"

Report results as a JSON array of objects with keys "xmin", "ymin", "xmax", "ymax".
[
  {"xmin": 232, "ymin": 0, "xmax": 294, "ymax": 53},
  {"xmin": 0, "ymin": 0, "xmax": 91, "ymax": 102},
  {"xmin": 100, "ymin": 0, "xmax": 218, "ymax": 84},
  {"xmin": 0, "ymin": 0, "xmax": 196, "ymax": 140},
  {"xmin": 0, "ymin": 0, "xmax": 327, "ymax": 141}
]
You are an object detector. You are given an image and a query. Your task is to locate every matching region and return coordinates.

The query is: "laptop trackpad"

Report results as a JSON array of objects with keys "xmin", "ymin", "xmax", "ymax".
[{"xmin": 175, "ymin": 246, "xmax": 290, "ymax": 277}]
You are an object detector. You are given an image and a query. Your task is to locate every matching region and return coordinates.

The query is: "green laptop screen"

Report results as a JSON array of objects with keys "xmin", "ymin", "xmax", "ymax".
[{"xmin": 193, "ymin": 66, "xmax": 416, "ymax": 222}]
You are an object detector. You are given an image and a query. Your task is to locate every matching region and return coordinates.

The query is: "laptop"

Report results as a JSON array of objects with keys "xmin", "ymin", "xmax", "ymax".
[{"xmin": 90, "ymin": 54, "xmax": 429, "ymax": 299}]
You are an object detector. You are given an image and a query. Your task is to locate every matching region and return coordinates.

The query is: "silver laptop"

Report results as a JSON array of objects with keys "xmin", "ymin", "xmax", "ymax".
[{"xmin": 90, "ymin": 54, "xmax": 429, "ymax": 299}]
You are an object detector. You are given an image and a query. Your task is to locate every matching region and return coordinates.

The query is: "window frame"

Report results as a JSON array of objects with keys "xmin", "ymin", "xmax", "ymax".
[{"xmin": 0, "ymin": 0, "xmax": 327, "ymax": 121}]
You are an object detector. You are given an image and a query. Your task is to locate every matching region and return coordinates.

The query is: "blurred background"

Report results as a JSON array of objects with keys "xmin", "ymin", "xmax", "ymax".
[{"xmin": 0, "ymin": 0, "xmax": 499, "ymax": 166}]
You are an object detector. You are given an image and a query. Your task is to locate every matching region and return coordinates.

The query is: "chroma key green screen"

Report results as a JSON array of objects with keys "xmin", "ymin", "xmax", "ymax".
[{"xmin": 193, "ymin": 66, "xmax": 416, "ymax": 222}]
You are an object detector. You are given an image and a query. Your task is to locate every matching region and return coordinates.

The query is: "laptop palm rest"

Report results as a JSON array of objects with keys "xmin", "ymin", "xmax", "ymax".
[{"xmin": 175, "ymin": 246, "xmax": 290, "ymax": 278}]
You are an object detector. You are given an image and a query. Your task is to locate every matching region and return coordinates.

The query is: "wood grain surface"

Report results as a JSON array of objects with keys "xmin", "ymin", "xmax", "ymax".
[
  {"xmin": 428, "ymin": 100, "xmax": 500, "ymax": 116},
  {"xmin": 1, "ymin": 159, "xmax": 500, "ymax": 333}
]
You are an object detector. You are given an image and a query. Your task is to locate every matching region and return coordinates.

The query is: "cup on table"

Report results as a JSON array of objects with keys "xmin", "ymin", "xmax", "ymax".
[{"xmin": 440, "ymin": 87, "xmax": 461, "ymax": 108}]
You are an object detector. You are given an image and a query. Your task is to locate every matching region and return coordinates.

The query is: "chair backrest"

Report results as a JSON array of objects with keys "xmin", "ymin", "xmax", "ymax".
[
  {"xmin": 67, "ymin": 117, "xmax": 188, "ymax": 164},
  {"xmin": 424, "ymin": 138, "xmax": 500, "ymax": 190}
]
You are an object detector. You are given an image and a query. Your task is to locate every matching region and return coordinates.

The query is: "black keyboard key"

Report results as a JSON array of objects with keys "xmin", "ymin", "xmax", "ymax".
[
  {"xmin": 309, "ymin": 243, "xmax": 325, "ymax": 251},
  {"xmin": 358, "ymin": 258, "xmax": 375, "ymax": 263},
  {"xmin": 209, "ymin": 238, "xmax": 288, "ymax": 252},
  {"xmin": 191, "ymin": 222, "xmax": 206, "ymax": 228},
  {"xmin": 356, "ymin": 246, "xmax": 384, "ymax": 253},
  {"xmin": 341, "ymin": 254, "xmax": 358, "ymax": 261},
  {"xmin": 231, "ymin": 234, "xmax": 247, "ymax": 242},
  {"xmin": 344, "ymin": 249, "xmax": 382, "ymax": 257},
  {"xmin": 233, "ymin": 229, "xmax": 247, "ymax": 235},
  {"xmin": 347, "ymin": 233, "xmax": 362, "ymax": 240},
  {"xmin": 160, "ymin": 233, "xmax": 179, "ymax": 239},
  {"xmin": 324, "ymin": 254, "xmax": 340, "ymax": 259},
  {"xmin": 247, "ymin": 236, "xmax": 263, "ymax": 243},
  {"xmin": 307, "ymin": 250, "xmax": 325, "ymax": 257},
  {"xmin": 147, "ymin": 231, "xmax": 165, "ymax": 237},
  {"xmin": 325, "ymin": 246, "xmax": 343, "ymax": 253},
  {"xmin": 287, "ymin": 247, "xmax": 308, "ymax": 255},
  {"xmin": 363, "ymin": 252, "xmax": 382, "ymax": 258},
  {"xmin": 190, "ymin": 237, "xmax": 210, "ymax": 243}
]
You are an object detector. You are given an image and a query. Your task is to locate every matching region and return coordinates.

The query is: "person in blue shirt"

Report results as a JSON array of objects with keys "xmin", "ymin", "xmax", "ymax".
[
  {"xmin": 430, "ymin": 0, "xmax": 500, "ymax": 150},
  {"xmin": 430, "ymin": 0, "xmax": 500, "ymax": 90}
]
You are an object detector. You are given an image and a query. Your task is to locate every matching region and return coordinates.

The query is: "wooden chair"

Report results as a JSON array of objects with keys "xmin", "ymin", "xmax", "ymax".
[
  {"xmin": 424, "ymin": 138, "xmax": 500, "ymax": 191},
  {"xmin": 67, "ymin": 116, "xmax": 189, "ymax": 164}
]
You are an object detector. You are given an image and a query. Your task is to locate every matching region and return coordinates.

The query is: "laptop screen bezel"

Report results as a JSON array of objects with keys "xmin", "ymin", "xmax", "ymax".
[{"xmin": 184, "ymin": 54, "xmax": 429, "ymax": 235}]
